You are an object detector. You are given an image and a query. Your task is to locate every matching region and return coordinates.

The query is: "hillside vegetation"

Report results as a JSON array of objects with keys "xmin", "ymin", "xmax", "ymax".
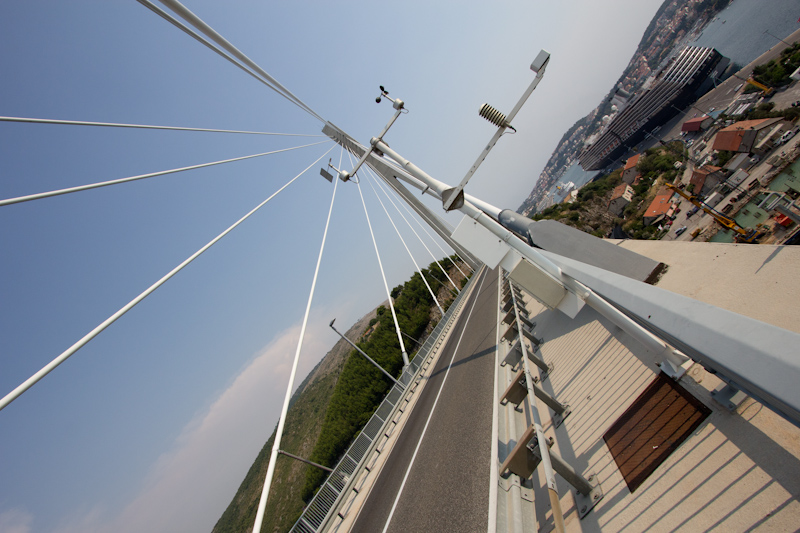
[
  {"xmin": 213, "ymin": 258, "xmax": 468, "ymax": 533},
  {"xmin": 301, "ymin": 259, "xmax": 464, "ymax": 500},
  {"xmin": 749, "ymin": 41, "xmax": 800, "ymax": 90},
  {"xmin": 531, "ymin": 145, "xmax": 683, "ymax": 239},
  {"xmin": 211, "ymin": 312, "xmax": 374, "ymax": 533}
]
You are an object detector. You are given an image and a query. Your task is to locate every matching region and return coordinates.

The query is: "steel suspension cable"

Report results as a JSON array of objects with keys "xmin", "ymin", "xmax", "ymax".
[
  {"xmin": 0, "ymin": 116, "xmax": 324, "ymax": 137},
  {"xmin": 0, "ymin": 141, "xmax": 329, "ymax": 207},
  {"xmin": 363, "ymin": 157, "xmax": 475, "ymax": 273},
  {"xmin": 370, "ymin": 167, "xmax": 471, "ymax": 277},
  {"xmin": 0, "ymin": 147, "xmax": 333, "ymax": 412},
  {"xmin": 354, "ymin": 166, "xmax": 410, "ymax": 368},
  {"xmin": 252, "ymin": 149, "xmax": 341, "ymax": 533},
  {"xmin": 363, "ymin": 170, "xmax": 444, "ymax": 316},
  {"xmin": 136, "ymin": 0, "xmax": 288, "ymax": 100},
  {"xmin": 365, "ymin": 166, "xmax": 461, "ymax": 294},
  {"xmin": 148, "ymin": 0, "xmax": 326, "ymax": 123}
]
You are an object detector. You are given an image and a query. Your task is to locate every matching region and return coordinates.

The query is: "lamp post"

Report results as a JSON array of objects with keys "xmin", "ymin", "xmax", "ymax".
[
  {"xmin": 764, "ymin": 29, "xmax": 792, "ymax": 48},
  {"xmin": 329, "ymin": 319, "xmax": 405, "ymax": 389}
]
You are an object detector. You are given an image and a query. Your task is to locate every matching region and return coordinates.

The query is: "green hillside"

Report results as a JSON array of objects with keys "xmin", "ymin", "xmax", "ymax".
[{"xmin": 212, "ymin": 258, "xmax": 469, "ymax": 533}]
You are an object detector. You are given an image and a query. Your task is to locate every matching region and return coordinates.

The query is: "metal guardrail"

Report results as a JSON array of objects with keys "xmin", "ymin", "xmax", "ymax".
[{"xmin": 290, "ymin": 271, "xmax": 480, "ymax": 533}]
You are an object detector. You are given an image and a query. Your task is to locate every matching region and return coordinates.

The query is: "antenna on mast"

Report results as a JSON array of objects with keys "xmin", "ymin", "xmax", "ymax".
[{"xmin": 441, "ymin": 49, "xmax": 550, "ymax": 211}]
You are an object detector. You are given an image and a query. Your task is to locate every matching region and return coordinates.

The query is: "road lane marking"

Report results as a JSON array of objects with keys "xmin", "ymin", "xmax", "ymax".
[
  {"xmin": 488, "ymin": 269, "xmax": 502, "ymax": 533},
  {"xmin": 381, "ymin": 269, "xmax": 490, "ymax": 533}
]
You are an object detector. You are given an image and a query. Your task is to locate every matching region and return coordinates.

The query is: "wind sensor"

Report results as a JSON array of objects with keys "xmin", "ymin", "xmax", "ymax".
[
  {"xmin": 376, "ymin": 85, "xmax": 405, "ymax": 110},
  {"xmin": 320, "ymin": 85, "xmax": 406, "ymax": 183}
]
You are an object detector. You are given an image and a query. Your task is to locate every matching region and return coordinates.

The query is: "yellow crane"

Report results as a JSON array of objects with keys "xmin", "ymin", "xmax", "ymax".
[
  {"xmin": 745, "ymin": 77, "xmax": 774, "ymax": 96},
  {"xmin": 666, "ymin": 183, "xmax": 765, "ymax": 243}
]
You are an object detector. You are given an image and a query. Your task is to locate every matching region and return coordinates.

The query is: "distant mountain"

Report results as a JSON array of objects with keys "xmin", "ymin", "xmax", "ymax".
[
  {"xmin": 211, "ymin": 308, "xmax": 377, "ymax": 533},
  {"xmin": 518, "ymin": 0, "xmax": 730, "ymax": 216}
]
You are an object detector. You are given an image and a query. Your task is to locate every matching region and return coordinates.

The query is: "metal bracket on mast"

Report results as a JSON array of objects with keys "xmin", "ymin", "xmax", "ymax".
[
  {"xmin": 328, "ymin": 86, "xmax": 406, "ymax": 183},
  {"xmin": 442, "ymin": 49, "xmax": 550, "ymax": 211},
  {"xmin": 325, "ymin": 160, "xmax": 351, "ymax": 183}
]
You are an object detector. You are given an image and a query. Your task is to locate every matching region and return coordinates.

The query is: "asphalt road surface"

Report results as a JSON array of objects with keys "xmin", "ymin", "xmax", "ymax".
[{"xmin": 350, "ymin": 267, "xmax": 499, "ymax": 533}]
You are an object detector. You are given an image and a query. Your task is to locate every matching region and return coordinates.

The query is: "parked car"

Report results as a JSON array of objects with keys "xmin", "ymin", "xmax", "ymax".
[
  {"xmin": 675, "ymin": 226, "xmax": 688, "ymax": 236},
  {"xmin": 687, "ymin": 206, "xmax": 700, "ymax": 217},
  {"xmin": 779, "ymin": 130, "xmax": 796, "ymax": 144}
]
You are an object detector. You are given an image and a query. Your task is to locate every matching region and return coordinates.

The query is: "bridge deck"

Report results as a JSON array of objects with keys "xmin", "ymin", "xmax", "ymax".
[
  {"xmin": 334, "ymin": 242, "xmax": 800, "ymax": 532},
  {"xmin": 497, "ymin": 241, "xmax": 800, "ymax": 532},
  {"xmin": 349, "ymin": 267, "xmax": 499, "ymax": 533}
]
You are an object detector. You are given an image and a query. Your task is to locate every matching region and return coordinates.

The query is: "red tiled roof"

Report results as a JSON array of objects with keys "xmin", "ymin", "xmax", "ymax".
[
  {"xmin": 690, "ymin": 172, "xmax": 706, "ymax": 194},
  {"xmin": 681, "ymin": 115, "xmax": 709, "ymax": 132},
  {"xmin": 690, "ymin": 165, "xmax": 722, "ymax": 193},
  {"xmin": 611, "ymin": 183, "xmax": 630, "ymax": 199},
  {"xmin": 713, "ymin": 129, "xmax": 747, "ymax": 152},
  {"xmin": 718, "ymin": 118, "xmax": 775, "ymax": 132},
  {"xmin": 643, "ymin": 187, "xmax": 673, "ymax": 219},
  {"xmin": 685, "ymin": 115, "xmax": 709, "ymax": 124},
  {"xmin": 694, "ymin": 165, "xmax": 721, "ymax": 176},
  {"xmin": 624, "ymin": 154, "xmax": 641, "ymax": 171}
]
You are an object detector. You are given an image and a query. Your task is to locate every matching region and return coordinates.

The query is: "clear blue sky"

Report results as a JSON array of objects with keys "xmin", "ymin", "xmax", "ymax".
[{"xmin": 0, "ymin": 1, "xmax": 687, "ymax": 531}]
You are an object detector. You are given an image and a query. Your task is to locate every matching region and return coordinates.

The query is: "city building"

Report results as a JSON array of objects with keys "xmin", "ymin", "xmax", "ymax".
[
  {"xmin": 723, "ymin": 152, "xmax": 752, "ymax": 172},
  {"xmin": 689, "ymin": 165, "xmax": 725, "ymax": 197},
  {"xmin": 622, "ymin": 154, "xmax": 641, "ymax": 184},
  {"xmin": 712, "ymin": 117, "xmax": 790, "ymax": 153},
  {"xmin": 608, "ymin": 183, "xmax": 634, "ymax": 216},
  {"xmin": 643, "ymin": 186, "xmax": 676, "ymax": 226},
  {"xmin": 681, "ymin": 114, "xmax": 713, "ymax": 132},
  {"xmin": 580, "ymin": 47, "xmax": 726, "ymax": 171}
]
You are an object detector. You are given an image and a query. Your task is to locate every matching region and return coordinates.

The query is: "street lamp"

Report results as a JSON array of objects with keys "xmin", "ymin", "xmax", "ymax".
[{"xmin": 764, "ymin": 29, "xmax": 791, "ymax": 48}]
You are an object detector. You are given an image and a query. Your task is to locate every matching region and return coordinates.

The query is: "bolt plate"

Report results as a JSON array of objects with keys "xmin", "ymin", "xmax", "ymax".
[
  {"xmin": 575, "ymin": 472, "xmax": 602, "ymax": 519},
  {"xmin": 553, "ymin": 405, "xmax": 572, "ymax": 428}
]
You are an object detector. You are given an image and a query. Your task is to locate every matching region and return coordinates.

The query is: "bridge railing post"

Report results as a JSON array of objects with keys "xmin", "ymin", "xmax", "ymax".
[{"xmin": 499, "ymin": 275, "xmax": 602, "ymax": 520}]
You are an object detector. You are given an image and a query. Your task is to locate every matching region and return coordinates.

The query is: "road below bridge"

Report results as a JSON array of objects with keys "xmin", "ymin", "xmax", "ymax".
[{"xmin": 350, "ymin": 266, "xmax": 500, "ymax": 533}]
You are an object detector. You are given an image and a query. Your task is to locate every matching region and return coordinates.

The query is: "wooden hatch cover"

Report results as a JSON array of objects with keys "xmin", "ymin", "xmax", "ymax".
[{"xmin": 603, "ymin": 372, "xmax": 711, "ymax": 493}]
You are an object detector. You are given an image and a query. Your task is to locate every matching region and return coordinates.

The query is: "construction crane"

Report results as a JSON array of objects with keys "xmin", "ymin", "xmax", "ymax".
[
  {"xmin": 666, "ymin": 183, "xmax": 766, "ymax": 243},
  {"xmin": 746, "ymin": 77, "xmax": 774, "ymax": 96}
]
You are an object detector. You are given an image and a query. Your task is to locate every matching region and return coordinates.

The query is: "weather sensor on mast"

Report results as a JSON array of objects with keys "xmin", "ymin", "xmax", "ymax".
[
  {"xmin": 321, "ymin": 85, "xmax": 406, "ymax": 183},
  {"xmin": 376, "ymin": 85, "xmax": 404, "ymax": 110},
  {"xmin": 441, "ymin": 49, "xmax": 550, "ymax": 211}
]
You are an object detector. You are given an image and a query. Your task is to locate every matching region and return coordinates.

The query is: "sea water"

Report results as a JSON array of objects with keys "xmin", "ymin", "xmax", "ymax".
[
  {"xmin": 546, "ymin": 0, "xmax": 799, "ymax": 207},
  {"xmin": 689, "ymin": 0, "xmax": 799, "ymax": 67}
]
